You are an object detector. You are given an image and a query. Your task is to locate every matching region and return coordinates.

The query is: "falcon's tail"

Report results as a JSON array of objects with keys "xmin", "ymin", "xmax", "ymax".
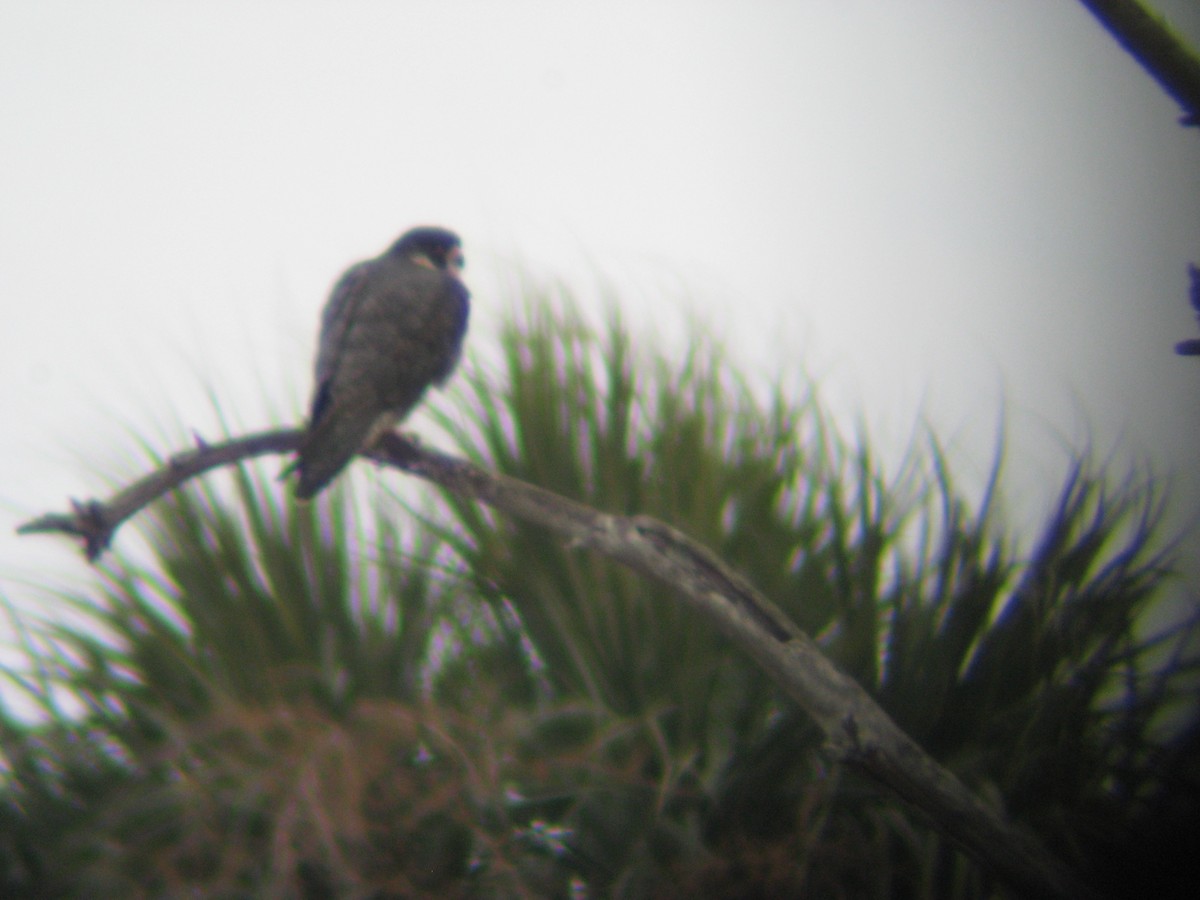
[{"xmin": 291, "ymin": 409, "xmax": 379, "ymax": 501}]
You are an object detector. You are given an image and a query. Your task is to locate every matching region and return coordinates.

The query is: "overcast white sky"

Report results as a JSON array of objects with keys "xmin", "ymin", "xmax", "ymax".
[{"xmin": 2, "ymin": 3, "xmax": 1199, "ymax": 650}]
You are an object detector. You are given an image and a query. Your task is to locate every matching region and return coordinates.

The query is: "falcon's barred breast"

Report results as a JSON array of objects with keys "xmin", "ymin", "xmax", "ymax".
[{"xmin": 293, "ymin": 226, "xmax": 470, "ymax": 500}]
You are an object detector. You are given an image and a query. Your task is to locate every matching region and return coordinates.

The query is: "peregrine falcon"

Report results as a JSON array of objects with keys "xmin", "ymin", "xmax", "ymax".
[{"xmin": 292, "ymin": 226, "xmax": 470, "ymax": 500}]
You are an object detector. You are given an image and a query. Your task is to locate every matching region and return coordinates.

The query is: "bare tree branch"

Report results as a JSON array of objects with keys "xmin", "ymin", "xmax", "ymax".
[
  {"xmin": 17, "ymin": 430, "xmax": 1096, "ymax": 899},
  {"xmin": 16, "ymin": 429, "xmax": 302, "ymax": 560},
  {"xmin": 1079, "ymin": 0, "xmax": 1200, "ymax": 126}
]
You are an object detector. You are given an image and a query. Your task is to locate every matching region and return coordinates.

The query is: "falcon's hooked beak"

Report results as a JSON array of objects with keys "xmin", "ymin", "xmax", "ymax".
[{"xmin": 411, "ymin": 246, "xmax": 465, "ymax": 281}]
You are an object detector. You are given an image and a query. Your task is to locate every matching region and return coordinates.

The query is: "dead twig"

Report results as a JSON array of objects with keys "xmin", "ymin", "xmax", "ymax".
[{"xmin": 16, "ymin": 428, "xmax": 301, "ymax": 560}]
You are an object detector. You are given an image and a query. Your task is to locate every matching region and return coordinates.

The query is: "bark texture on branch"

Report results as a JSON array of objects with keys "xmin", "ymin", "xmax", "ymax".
[{"xmin": 18, "ymin": 429, "xmax": 1095, "ymax": 898}]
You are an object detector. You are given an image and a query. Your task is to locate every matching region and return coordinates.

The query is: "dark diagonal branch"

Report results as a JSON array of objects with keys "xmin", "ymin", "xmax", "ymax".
[
  {"xmin": 17, "ymin": 431, "xmax": 1095, "ymax": 899},
  {"xmin": 1079, "ymin": 0, "xmax": 1200, "ymax": 126},
  {"xmin": 1074, "ymin": 3, "xmax": 1200, "ymax": 357},
  {"xmin": 1177, "ymin": 263, "xmax": 1200, "ymax": 355}
]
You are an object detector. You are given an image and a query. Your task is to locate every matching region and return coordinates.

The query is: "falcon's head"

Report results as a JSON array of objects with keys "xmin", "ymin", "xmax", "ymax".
[{"xmin": 390, "ymin": 226, "xmax": 465, "ymax": 278}]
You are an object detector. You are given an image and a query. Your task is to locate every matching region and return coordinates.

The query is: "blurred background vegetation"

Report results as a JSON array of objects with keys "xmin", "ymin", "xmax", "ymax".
[{"xmin": 2, "ymin": 290, "xmax": 1197, "ymax": 898}]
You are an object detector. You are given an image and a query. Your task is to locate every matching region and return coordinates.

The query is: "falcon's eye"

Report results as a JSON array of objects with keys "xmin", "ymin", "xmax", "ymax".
[{"xmin": 447, "ymin": 249, "xmax": 465, "ymax": 271}]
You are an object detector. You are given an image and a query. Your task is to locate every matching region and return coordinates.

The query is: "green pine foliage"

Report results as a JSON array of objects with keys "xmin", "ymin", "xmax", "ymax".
[{"xmin": 2, "ymin": 291, "xmax": 1197, "ymax": 897}]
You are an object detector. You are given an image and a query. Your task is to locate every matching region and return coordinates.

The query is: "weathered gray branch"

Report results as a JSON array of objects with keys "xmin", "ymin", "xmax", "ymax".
[
  {"xmin": 18, "ymin": 430, "xmax": 1095, "ymax": 898},
  {"xmin": 17, "ymin": 429, "xmax": 301, "ymax": 560}
]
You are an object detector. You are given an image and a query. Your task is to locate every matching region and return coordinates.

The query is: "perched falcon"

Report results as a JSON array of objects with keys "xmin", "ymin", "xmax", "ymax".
[{"xmin": 292, "ymin": 226, "xmax": 470, "ymax": 500}]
